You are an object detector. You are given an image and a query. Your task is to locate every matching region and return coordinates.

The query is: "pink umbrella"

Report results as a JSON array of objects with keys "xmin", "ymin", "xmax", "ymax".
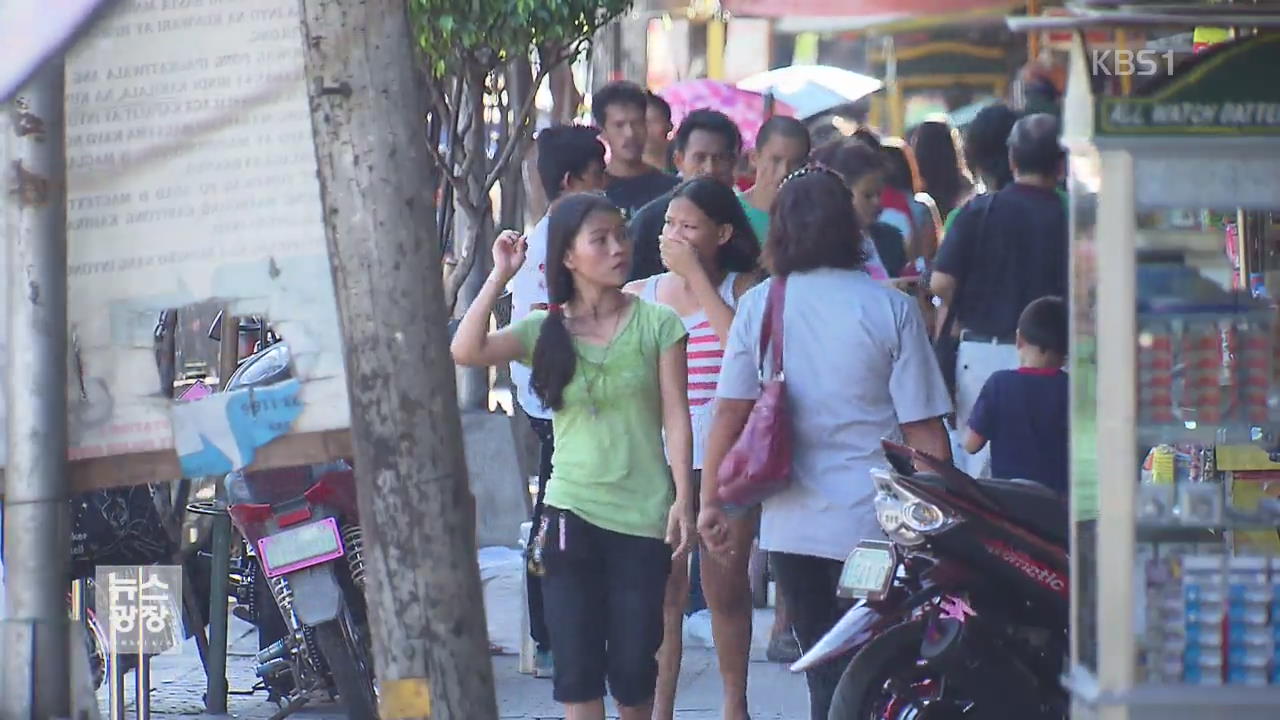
[{"xmin": 659, "ymin": 79, "xmax": 796, "ymax": 151}]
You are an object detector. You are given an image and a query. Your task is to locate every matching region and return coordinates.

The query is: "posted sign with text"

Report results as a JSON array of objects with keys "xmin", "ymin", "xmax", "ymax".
[
  {"xmin": 95, "ymin": 564, "xmax": 184, "ymax": 655},
  {"xmin": 0, "ymin": 0, "xmax": 349, "ymax": 478}
]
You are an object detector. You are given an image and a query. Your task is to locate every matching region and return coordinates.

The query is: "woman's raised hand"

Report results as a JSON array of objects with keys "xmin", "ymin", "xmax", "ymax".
[
  {"xmin": 492, "ymin": 230, "xmax": 527, "ymax": 281},
  {"xmin": 659, "ymin": 233, "xmax": 702, "ymax": 280}
]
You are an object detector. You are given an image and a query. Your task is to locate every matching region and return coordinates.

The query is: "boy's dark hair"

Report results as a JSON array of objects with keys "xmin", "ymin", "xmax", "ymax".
[
  {"xmin": 646, "ymin": 91, "xmax": 673, "ymax": 127},
  {"xmin": 592, "ymin": 81, "xmax": 648, "ymax": 127},
  {"xmin": 766, "ymin": 166, "xmax": 867, "ymax": 276},
  {"xmin": 756, "ymin": 115, "xmax": 811, "ymax": 155},
  {"xmin": 1018, "ymin": 296, "xmax": 1068, "ymax": 356},
  {"xmin": 673, "ymin": 109, "xmax": 743, "ymax": 155},
  {"xmin": 535, "ymin": 125, "xmax": 605, "ymax": 203},
  {"xmin": 811, "ymin": 138, "xmax": 884, "ymax": 187}
]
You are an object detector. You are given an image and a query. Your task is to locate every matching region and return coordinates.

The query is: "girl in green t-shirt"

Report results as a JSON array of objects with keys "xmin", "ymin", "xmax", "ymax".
[{"xmin": 452, "ymin": 193, "xmax": 695, "ymax": 720}]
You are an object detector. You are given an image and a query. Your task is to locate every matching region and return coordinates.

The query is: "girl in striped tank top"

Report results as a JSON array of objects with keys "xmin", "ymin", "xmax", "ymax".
[{"xmin": 625, "ymin": 177, "xmax": 762, "ymax": 720}]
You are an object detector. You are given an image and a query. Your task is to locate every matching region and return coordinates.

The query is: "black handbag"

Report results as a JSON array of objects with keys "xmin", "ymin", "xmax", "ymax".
[{"xmin": 934, "ymin": 194, "xmax": 996, "ymax": 398}]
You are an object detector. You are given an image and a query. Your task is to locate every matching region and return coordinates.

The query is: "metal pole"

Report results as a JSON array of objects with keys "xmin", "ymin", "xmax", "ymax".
[
  {"xmin": 136, "ymin": 653, "xmax": 152, "ymax": 720},
  {"xmin": 107, "ymin": 648, "xmax": 125, "ymax": 720},
  {"xmin": 205, "ymin": 511, "xmax": 231, "ymax": 713},
  {"xmin": 204, "ymin": 309, "xmax": 238, "ymax": 714},
  {"xmin": 0, "ymin": 59, "xmax": 71, "ymax": 719}
]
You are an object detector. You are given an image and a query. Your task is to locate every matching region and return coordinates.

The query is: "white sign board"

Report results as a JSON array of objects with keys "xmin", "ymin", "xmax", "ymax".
[{"xmin": 1, "ymin": 0, "xmax": 348, "ymax": 479}]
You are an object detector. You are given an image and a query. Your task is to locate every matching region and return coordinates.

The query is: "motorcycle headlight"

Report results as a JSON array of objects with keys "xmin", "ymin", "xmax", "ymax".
[
  {"xmin": 870, "ymin": 468, "xmax": 952, "ymax": 545},
  {"xmin": 902, "ymin": 499, "xmax": 948, "ymax": 533},
  {"xmin": 874, "ymin": 488, "xmax": 924, "ymax": 546}
]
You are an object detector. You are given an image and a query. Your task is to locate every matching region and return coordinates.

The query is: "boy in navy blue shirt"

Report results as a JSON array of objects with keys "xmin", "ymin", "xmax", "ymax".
[{"xmin": 964, "ymin": 296, "xmax": 1069, "ymax": 494}]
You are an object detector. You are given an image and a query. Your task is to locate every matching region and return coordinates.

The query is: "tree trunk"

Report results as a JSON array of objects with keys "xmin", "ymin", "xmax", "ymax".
[
  {"xmin": 500, "ymin": 57, "xmax": 531, "ymax": 235},
  {"xmin": 548, "ymin": 62, "xmax": 581, "ymax": 125},
  {"xmin": 297, "ymin": 4, "xmax": 498, "ymax": 719}
]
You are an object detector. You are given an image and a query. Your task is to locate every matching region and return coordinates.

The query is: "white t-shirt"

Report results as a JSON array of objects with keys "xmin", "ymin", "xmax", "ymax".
[
  {"xmin": 507, "ymin": 215, "xmax": 552, "ymax": 420},
  {"xmin": 717, "ymin": 269, "xmax": 951, "ymax": 560}
]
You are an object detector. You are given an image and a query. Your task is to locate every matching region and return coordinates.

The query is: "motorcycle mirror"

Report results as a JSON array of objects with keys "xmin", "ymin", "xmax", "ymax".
[
  {"xmin": 208, "ymin": 309, "xmax": 224, "ymax": 342},
  {"xmin": 880, "ymin": 438, "xmax": 1001, "ymax": 512},
  {"xmin": 882, "ymin": 443, "xmax": 916, "ymax": 477}
]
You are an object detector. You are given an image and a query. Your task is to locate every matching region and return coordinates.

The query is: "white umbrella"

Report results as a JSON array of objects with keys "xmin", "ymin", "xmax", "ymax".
[{"xmin": 738, "ymin": 65, "xmax": 883, "ymax": 119}]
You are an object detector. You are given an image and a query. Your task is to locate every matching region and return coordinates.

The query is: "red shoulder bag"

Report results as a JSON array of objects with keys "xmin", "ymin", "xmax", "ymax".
[{"xmin": 716, "ymin": 276, "xmax": 793, "ymax": 508}]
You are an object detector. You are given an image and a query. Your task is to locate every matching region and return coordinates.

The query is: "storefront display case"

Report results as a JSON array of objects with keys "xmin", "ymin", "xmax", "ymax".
[{"xmin": 1057, "ymin": 28, "xmax": 1280, "ymax": 720}]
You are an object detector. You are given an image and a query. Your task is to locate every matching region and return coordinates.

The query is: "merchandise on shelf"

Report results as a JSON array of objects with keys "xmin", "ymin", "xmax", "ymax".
[
  {"xmin": 1136, "ymin": 310, "xmax": 1277, "ymax": 433},
  {"xmin": 1143, "ymin": 553, "xmax": 1280, "ymax": 686}
]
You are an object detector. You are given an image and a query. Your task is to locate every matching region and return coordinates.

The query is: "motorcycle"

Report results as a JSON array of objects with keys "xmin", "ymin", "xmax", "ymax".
[
  {"xmin": 797, "ymin": 439, "xmax": 1069, "ymax": 720},
  {"xmin": 221, "ymin": 338, "xmax": 378, "ymax": 716}
]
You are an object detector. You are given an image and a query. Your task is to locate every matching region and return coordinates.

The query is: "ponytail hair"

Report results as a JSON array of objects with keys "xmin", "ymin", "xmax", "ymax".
[{"xmin": 530, "ymin": 192, "xmax": 621, "ymax": 411}]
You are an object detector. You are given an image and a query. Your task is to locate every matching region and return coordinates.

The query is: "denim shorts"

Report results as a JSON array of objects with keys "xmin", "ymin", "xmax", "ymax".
[{"xmin": 539, "ymin": 509, "xmax": 671, "ymax": 706}]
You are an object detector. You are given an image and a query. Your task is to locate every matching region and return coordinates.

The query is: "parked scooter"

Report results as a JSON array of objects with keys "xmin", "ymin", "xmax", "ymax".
[
  {"xmin": 221, "ymin": 339, "xmax": 378, "ymax": 716},
  {"xmin": 799, "ymin": 439, "xmax": 1069, "ymax": 720}
]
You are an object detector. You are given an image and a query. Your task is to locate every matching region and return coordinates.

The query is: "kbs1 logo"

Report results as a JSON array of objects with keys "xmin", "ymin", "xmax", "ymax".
[{"xmin": 1092, "ymin": 49, "xmax": 1176, "ymax": 77}]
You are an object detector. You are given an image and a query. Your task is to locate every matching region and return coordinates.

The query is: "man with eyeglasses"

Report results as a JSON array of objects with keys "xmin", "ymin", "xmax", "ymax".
[{"xmin": 627, "ymin": 109, "xmax": 743, "ymax": 282}]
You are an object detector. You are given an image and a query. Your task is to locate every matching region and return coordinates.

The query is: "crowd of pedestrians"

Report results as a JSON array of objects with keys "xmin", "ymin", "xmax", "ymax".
[{"xmin": 452, "ymin": 79, "xmax": 1070, "ymax": 720}]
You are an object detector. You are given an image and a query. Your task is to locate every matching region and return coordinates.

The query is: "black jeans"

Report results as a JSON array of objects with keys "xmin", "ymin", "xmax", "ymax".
[
  {"xmin": 769, "ymin": 552, "xmax": 854, "ymax": 720},
  {"xmin": 525, "ymin": 417, "xmax": 554, "ymax": 652},
  {"xmin": 540, "ymin": 511, "xmax": 671, "ymax": 705}
]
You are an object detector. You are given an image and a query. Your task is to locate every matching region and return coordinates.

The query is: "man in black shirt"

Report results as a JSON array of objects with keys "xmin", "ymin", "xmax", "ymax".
[
  {"xmin": 627, "ymin": 109, "xmax": 742, "ymax": 281},
  {"xmin": 594, "ymin": 81, "xmax": 679, "ymax": 220},
  {"xmin": 930, "ymin": 113, "xmax": 1068, "ymax": 476}
]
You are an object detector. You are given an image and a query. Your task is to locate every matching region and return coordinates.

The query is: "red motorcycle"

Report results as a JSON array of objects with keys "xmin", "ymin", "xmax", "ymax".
[
  {"xmin": 222, "ymin": 340, "xmax": 378, "ymax": 716},
  {"xmin": 798, "ymin": 440, "xmax": 1069, "ymax": 719}
]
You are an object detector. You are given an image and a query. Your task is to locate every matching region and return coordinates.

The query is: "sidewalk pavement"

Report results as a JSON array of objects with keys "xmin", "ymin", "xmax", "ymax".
[{"xmin": 97, "ymin": 610, "xmax": 810, "ymax": 719}]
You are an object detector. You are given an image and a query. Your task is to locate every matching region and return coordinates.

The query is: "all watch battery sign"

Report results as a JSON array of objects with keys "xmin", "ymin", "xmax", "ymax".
[{"xmin": 1097, "ymin": 34, "xmax": 1280, "ymax": 137}]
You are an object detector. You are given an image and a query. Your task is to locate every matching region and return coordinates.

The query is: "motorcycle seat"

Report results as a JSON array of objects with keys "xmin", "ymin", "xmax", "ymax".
[{"xmin": 974, "ymin": 478, "xmax": 1069, "ymax": 546}]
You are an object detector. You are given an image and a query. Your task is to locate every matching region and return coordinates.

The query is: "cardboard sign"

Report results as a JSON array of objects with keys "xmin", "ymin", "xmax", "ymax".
[{"xmin": 0, "ymin": 0, "xmax": 350, "ymax": 490}]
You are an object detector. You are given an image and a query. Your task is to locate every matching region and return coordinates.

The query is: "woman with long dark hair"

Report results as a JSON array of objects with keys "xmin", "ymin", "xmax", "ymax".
[
  {"xmin": 624, "ymin": 177, "xmax": 761, "ymax": 720},
  {"xmin": 880, "ymin": 138, "xmax": 942, "ymax": 265},
  {"xmin": 911, "ymin": 118, "xmax": 972, "ymax": 221},
  {"xmin": 452, "ymin": 194, "xmax": 695, "ymax": 720},
  {"xmin": 699, "ymin": 166, "xmax": 952, "ymax": 720}
]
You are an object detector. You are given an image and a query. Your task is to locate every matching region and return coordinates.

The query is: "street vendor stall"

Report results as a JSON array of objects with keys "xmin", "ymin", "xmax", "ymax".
[{"xmin": 1021, "ymin": 14, "xmax": 1280, "ymax": 719}]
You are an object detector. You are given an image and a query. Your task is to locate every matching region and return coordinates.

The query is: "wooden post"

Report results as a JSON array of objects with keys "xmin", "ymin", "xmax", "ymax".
[
  {"xmin": 1027, "ymin": 0, "xmax": 1042, "ymax": 61},
  {"xmin": 707, "ymin": 18, "xmax": 726, "ymax": 81},
  {"xmin": 297, "ymin": 2, "xmax": 499, "ymax": 719}
]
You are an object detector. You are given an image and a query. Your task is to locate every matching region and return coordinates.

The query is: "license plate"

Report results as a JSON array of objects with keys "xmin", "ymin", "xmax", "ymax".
[
  {"xmin": 258, "ymin": 517, "xmax": 345, "ymax": 577},
  {"xmin": 837, "ymin": 541, "xmax": 897, "ymax": 600}
]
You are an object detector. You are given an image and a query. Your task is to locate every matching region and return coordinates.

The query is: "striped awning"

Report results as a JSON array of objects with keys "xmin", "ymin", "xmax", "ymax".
[
  {"xmin": 726, "ymin": 0, "xmax": 1025, "ymax": 34},
  {"xmin": 726, "ymin": 0, "xmax": 1022, "ymax": 20}
]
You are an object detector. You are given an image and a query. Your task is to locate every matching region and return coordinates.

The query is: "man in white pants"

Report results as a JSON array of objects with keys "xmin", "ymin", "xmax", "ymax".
[
  {"xmin": 931, "ymin": 112, "xmax": 1068, "ymax": 478},
  {"xmin": 953, "ymin": 336, "xmax": 1020, "ymax": 476}
]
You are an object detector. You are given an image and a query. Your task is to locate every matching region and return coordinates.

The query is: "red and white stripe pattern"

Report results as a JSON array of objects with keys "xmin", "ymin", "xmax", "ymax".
[{"xmin": 687, "ymin": 318, "xmax": 723, "ymax": 407}]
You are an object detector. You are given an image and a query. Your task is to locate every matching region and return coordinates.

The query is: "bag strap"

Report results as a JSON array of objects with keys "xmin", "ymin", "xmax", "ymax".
[
  {"xmin": 758, "ymin": 275, "xmax": 787, "ymax": 379},
  {"xmin": 937, "ymin": 192, "xmax": 996, "ymax": 340}
]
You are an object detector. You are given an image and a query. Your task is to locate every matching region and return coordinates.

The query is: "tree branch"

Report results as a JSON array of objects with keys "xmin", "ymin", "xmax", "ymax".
[
  {"xmin": 422, "ymin": 78, "xmax": 470, "ymax": 201},
  {"xmin": 442, "ymin": 202, "xmax": 492, "ymax": 313},
  {"xmin": 482, "ymin": 59, "xmax": 551, "ymax": 195}
]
